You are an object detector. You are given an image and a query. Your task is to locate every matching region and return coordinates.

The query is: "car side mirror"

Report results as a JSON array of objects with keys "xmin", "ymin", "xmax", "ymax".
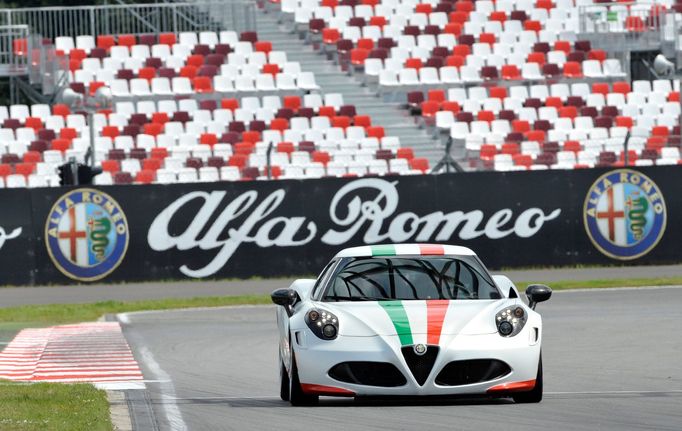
[
  {"xmin": 525, "ymin": 284, "xmax": 552, "ymax": 310},
  {"xmin": 271, "ymin": 288, "xmax": 299, "ymax": 316}
]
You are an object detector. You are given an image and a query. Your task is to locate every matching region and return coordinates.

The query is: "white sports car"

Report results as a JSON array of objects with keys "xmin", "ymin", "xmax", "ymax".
[{"xmin": 272, "ymin": 244, "xmax": 552, "ymax": 405}]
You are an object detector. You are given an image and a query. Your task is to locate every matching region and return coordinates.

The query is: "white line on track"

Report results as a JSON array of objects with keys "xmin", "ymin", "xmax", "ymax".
[
  {"xmin": 119, "ymin": 313, "xmax": 188, "ymax": 431},
  {"xmin": 546, "ymin": 390, "xmax": 682, "ymax": 395}
]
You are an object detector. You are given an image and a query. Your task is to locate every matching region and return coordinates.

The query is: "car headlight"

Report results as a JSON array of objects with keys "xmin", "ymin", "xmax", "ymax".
[
  {"xmin": 495, "ymin": 306, "xmax": 526, "ymax": 337},
  {"xmin": 305, "ymin": 309, "xmax": 339, "ymax": 340}
]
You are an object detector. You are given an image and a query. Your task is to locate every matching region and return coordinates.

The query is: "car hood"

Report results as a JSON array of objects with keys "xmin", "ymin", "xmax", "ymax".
[{"xmin": 317, "ymin": 299, "xmax": 512, "ymax": 337}]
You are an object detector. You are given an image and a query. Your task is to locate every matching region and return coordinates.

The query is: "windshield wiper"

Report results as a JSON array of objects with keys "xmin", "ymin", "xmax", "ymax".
[{"xmin": 324, "ymin": 295, "xmax": 392, "ymax": 302}]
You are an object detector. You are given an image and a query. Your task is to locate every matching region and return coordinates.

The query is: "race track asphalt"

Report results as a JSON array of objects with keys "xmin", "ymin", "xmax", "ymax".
[
  {"xmin": 1, "ymin": 264, "xmax": 682, "ymax": 307},
  {"xmin": 120, "ymin": 286, "xmax": 682, "ymax": 431}
]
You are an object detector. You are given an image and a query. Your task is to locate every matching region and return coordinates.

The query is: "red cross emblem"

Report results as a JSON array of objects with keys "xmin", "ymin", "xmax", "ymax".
[
  {"xmin": 58, "ymin": 206, "xmax": 87, "ymax": 262},
  {"xmin": 596, "ymin": 187, "xmax": 625, "ymax": 242}
]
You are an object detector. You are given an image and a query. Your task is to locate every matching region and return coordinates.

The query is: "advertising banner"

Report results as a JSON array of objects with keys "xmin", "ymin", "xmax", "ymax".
[{"xmin": 0, "ymin": 167, "xmax": 678, "ymax": 285}]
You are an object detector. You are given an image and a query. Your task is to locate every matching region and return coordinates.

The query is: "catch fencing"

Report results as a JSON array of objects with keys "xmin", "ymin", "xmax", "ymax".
[{"xmin": 0, "ymin": 1, "xmax": 256, "ymax": 40}]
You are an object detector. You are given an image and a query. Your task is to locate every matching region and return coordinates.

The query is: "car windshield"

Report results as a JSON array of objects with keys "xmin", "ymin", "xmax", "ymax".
[{"xmin": 322, "ymin": 256, "xmax": 500, "ymax": 301}]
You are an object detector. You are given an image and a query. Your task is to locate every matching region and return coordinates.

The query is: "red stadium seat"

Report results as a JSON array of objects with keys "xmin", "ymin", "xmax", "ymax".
[
  {"xmin": 331, "ymin": 116, "xmax": 351, "ymax": 129},
  {"xmin": 159, "ymin": 33, "xmax": 177, "ymax": 46},
  {"xmin": 143, "ymin": 158, "xmax": 162, "ymax": 171},
  {"xmin": 135, "ymin": 170, "xmax": 156, "ymax": 184},
  {"xmin": 409, "ymin": 157, "xmax": 429, "ymax": 172},
  {"xmin": 322, "ymin": 28, "xmax": 340, "ymax": 44},
  {"xmin": 150, "ymin": 147, "xmax": 168, "ymax": 159},
  {"xmin": 97, "ymin": 35, "xmax": 115, "ymax": 50},
  {"xmin": 501, "ymin": 64, "xmax": 521, "ymax": 80},
  {"xmin": 255, "ymin": 41, "xmax": 272, "ymax": 53},
  {"xmin": 489, "ymin": 11, "xmax": 507, "ymax": 22},
  {"xmin": 404, "ymin": 58, "xmax": 423, "ymax": 70},
  {"xmin": 221, "ymin": 98, "xmax": 239, "ymax": 111},
  {"xmin": 59, "ymin": 128, "xmax": 78, "ymax": 140},
  {"xmin": 563, "ymin": 61, "xmax": 583, "ymax": 78},
  {"xmin": 312, "ymin": 151, "xmax": 331, "ymax": 165},
  {"xmin": 354, "ymin": 115, "xmax": 371, "ymax": 128},
  {"xmin": 283, "ymin": 96, "xmax": 301, "ymax": 111},
  {"xmin": 262, "ymin": 63, "xmax": 280, "ymax": 76},
  {"xmin": 396, "ymin": 148, "xmax": 414, "ymax": 160},
  {"xmin": 0, "ymin": 164, "xmax": 13, "ymax": 177},
  {"xmin": 350, "ymin": 49, "xmax": 370, "ymax": 66},
  {"xmin": 101, "ymin": 159, "xmax": 120, "ymax": 173},
  {"xmin": 193, "ymin": 77, "xmax": 213, "ymax": 93},
  {"xmin": 118, "ymin": 34, "xmax": 136, "ymax": 48},
  {"xmin": 51, "ymin": 138, "xmax": 71, "ymax": 152},
  {"xmin": 612, "ymin": 81, "xmax": 631, "ymax": 94}
]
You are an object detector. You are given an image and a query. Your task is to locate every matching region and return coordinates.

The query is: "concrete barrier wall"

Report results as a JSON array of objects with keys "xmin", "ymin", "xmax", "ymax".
[{"xmin": 0, "ymin": 167, "xmax": 678, "ymax": 285}]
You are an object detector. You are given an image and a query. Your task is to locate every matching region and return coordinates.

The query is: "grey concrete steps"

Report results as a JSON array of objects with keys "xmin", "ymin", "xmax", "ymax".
[{"xmin": 254, "ymin": 12, "xmax": 443, "ymax": 166}]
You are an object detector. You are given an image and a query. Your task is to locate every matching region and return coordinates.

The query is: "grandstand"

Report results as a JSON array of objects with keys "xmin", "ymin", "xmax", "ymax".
[{"xmin": 0, "ymin": 0, "xmax": 681, "ymax": 187}]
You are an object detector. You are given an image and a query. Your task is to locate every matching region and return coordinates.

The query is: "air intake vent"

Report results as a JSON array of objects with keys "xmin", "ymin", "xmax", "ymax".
[
  {"xmin": 328, "ymin": 362, "xmax": 407, "ymax": 387},
  {"xmin": 401, "ymin": 345, "xmax": 439, "ymax": 386},
  {"xmin": 435, "ymin": 359, "xmax": 511, "ymax": 386}
]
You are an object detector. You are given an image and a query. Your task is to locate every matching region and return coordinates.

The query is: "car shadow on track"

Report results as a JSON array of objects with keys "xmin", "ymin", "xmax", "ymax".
[{"xmin": 158, "ymin": 396, "xmax": 515, "ymax": 408}]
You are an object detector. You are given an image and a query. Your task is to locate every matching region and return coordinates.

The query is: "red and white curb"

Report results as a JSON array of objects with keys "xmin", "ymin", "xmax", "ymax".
[{"xmin": 0, "ymin": 322, "xmax": 144, "ymax": 390}]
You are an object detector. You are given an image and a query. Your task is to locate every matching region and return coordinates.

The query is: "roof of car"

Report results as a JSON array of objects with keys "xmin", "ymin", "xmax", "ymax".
[{"xmin": 334, "ymin": 244, "xmax": 476, "ymax": 258}]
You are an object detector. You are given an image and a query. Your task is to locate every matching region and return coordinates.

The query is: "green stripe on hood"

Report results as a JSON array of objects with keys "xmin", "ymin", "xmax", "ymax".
[{"xmin": 379, "ymin": 301, "xmax": 413, "ymax": 346}]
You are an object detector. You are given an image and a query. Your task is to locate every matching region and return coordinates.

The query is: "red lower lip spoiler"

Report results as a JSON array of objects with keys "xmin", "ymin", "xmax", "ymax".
[
  {"xmin": 486, "ymin": 379, "xmax": 536, "ymax": 393},
  {"xmin": 301, "ymin": 383, "xmax": 356, "ymax": 396}
]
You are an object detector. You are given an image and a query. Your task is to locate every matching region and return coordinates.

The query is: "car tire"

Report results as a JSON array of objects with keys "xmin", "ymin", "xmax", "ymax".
[
  {"xmin": 289, "ymin": 352, "xmax": 319, "ymax": 406},
  {"xmin": 280, "ymin": 359, "xmax": 290, "ymax": 401},
  {"xmin": 513, "ymin": 354, "xmax": 543, "ymax": 404}
]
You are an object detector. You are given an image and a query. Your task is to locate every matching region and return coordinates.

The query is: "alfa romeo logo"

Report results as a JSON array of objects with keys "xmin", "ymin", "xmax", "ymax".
[
  {"xmin": 414, "ymin": 344, "xmax": 427, "ymax": 356},
  {"xmin": 584, "ymin": 169, "xmax": 666, "ymax": 260},
  {"xmin": 45, "ymin": 188, "xmax": 129, "ymax": 281}
]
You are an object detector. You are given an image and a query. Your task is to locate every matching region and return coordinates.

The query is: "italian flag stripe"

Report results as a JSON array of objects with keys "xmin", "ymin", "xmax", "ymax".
[
  {"xmin": 371, "ymin": 244, "xmax": 396, "ymax": 256},
  {"xmin": 419, "ymin": 244, "xmax": 444, "ymax": 255},
  {"xmin": 379, "ymin": 301, "xmax": 413, "ymax": 346},
  {"xmin": 426, "ymin": 300, "xmax": 449, "ymax": 345}
]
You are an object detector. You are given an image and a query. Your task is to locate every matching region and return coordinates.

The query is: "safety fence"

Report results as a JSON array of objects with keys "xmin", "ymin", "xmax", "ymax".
[
  {"xmin": 0, "ymin": 1, "xmax": 256, "ymax": 40},
  {"xmin": 0, "ymin": 167, "xmax": 678, "ymax": 286},
  {"xmin": 577, "ymin": 2, "xmax": 670, "ymax": 52},
  {"xmin": 0, "ymin": 25, "xmax": 30, "ymax": 76}
]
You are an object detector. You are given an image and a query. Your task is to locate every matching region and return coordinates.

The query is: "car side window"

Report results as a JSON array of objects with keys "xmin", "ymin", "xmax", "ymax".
[{"xmin": 312, "ymin": 259, "xmax": 336, "ymax": 299}]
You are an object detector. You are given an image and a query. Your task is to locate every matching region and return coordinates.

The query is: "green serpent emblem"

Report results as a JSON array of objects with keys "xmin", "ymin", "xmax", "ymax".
[
  {"xmin": 89, "ymin": 218, "xmax": 112, "ymax": 261},
  {"xmin": 627, "ymin": 195, "xmax": 648, "ymax": 241}
]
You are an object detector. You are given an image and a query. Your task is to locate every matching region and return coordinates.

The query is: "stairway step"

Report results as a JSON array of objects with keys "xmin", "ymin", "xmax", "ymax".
[{"xmin": 253, "ymin": 8, "xmax": 442, "ymax": 165}]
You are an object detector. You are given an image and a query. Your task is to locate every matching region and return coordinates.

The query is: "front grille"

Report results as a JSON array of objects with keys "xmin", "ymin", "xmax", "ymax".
[
  {"xmin": 328, "ymin": 362, "xmax": 407, "ymax": 387},
  {"xmin": 401, "ymin": 345, "xmax": 439, "ymax": 386},
  {"xmin": 435, "ymin": 359, "xmax": 511, "ymax": 386}
]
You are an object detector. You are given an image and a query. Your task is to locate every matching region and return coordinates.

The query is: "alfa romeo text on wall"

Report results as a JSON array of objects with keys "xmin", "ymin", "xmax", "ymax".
[{"xmin": 0, "ymin": 167, "xmax": 679, "ymax": 285}]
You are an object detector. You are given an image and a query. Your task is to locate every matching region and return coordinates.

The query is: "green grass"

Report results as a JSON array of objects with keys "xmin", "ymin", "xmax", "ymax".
[
  {"xmin": 0, "ymin": 382, "xmax": 112, "ymax": 431},
  {"xmin": 515, "ymin": 277, "xmax": 682, "ymax": 291},
  {"xmin": 0, "ymin": 294, "xmax": 270, "ymax": 326},
  {"xmin": 0, "ymin": 294, "xmax": 270, "ymax": 343},
  {"xmin": 0, "ymin": 277, "xmax": 680, "ymax": 334}
]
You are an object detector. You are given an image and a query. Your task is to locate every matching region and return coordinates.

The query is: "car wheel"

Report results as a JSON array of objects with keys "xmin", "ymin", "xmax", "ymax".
[
  {"xmin": 280, "ymin": 359, "xmax": 290, "ymax": 401},
  {"xmin": 513, "ymin": 354, "xmax": 543, "ymax": 404},
  {"xmin": 289, "ymin": 352, "xmax": 319, "ymax": 406}
]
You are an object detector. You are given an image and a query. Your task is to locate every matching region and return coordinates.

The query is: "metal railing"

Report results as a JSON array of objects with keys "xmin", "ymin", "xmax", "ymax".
[
  {"xmin": 0, "ymin": 25, "xmax": 30, "ymax": 76},
  {"xmin": 577, "ymin": 2, "xmax": 667, "ymax": 51},
  {"xmin": 578, "ymin": 3, "xmax": 665, "ymax": 34},
  {"xmin": 0, "ymin": 2, "xmax": 256, "ymax": 40}
]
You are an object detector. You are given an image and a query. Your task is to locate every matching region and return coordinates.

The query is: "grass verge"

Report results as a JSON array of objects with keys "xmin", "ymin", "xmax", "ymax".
[
  {"xmin": 515, "ymin": 277, "xmax": 682, "ymax": 291},
  {"xmin": 0, "ymin": 294, "xmax": 270, "ymax": 344},
  {"xmin": 0, "ymin": 382, "xmax": 112, "ymax": 431},
  {"xmin": 0, "ymin": 277, "xmax": 679, "ymax": 333}
]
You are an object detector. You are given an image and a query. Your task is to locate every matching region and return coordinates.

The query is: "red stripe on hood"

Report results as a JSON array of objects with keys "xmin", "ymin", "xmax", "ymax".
[{"xmin": 426, "ymin": 300, "xmax": 449, "ymax": 345}]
